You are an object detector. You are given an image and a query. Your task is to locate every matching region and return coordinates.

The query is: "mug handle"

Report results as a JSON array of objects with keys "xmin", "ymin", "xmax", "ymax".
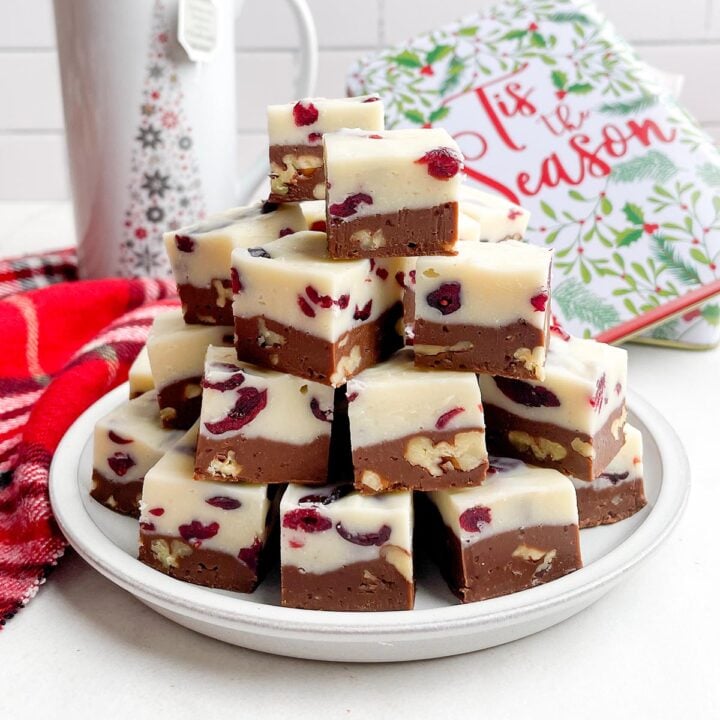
[{"xmin": 236, "ymin": 0, "xmax": 318, "ymax": 203}]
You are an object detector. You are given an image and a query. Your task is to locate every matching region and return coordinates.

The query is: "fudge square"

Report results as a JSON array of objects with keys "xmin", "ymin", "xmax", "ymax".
[
  {"xmin": 459, "ymin": 184, "xmax": 530, "ymax": 242},
  {"xmin": 280, "ymin": 483, "xmax": 414, "ymax": 611},
  {"xmin": 232, "ymin": 230, "xmax": 404, "ymax": 386},
  {"xmin": 138, "ymin": 423, "xmax": 278, "ymax": 593},
  {"xmin": 413, "ymin": 240, "xmax": 553, "ymax": 380},
  {"xmin": 479, "ymin": 333, "xmax": 628, "ymax": 481},
  {"xmin": 572, "ymin": 423, "xmax": 646, "ymax": 528},
  {"xmin": 91, "ymin": 391, "xmax": 183, "ymax": 516},
  {"xmin": 194, "ymin": 346, "xmax": 336, "ymax": 485},
  {"xmin": 129, "ymin": 345, "xmax": 153, "ymax": 399},
  {"xmin": 164, "ymin": 201, "xmax": 305, "ymax": 325},
  {"xmin": 324, "ymin": 128, "xmax": 463, "ymax": 259},
  {"xmin": 267, "ymin": 95, "xmax": 384, "ymax": 203},
  {"xmin": 146, "ymin": 308, "xmax": 234, "ymax": 429},
  {"xmin": 347, "ymin": 350, "xmax": 488, "ymax": 494},
  {"xmin": 426, "ymin": 457, "xmax": 581, "ymax": 602}
]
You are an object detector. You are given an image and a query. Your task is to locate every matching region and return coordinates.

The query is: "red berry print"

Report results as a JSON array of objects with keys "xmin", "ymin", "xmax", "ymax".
[
  {"xmin": 435, "ymin": 407, "xmax": 465, "ymax": 430},
  {"xmin": 415, "ymin": 147, "xmax": 462, "ymax": 180},
  {"xmin": 107, "ymin": 453, "xmax": 136, "ymax": 477},
  {"xmin": 135, "ymin": 227, "xmax": 148, "ymax": 240},
  {"xmin": 283, "ymin": 507, "xmax": 332, "ymax": 533},
  {"xmin": 203, "ymin": 388, "xmax": 267, "ymax": 435},
  {"xmin": 495, "ymin": 377, "xmax": 561, "ymax": 408},
  {"xmin": 328, "ymin": 193, "xmax": 373, "ymax": 219},
  {"xmin": 459, "ymin": 506, "xmax": 492, "ymax": 533},
  {"xmin": 426, "ymin": 282, "xmax": 462, "ymax": 315},
  {"xmin": 420, "ymin": 65, "xmax": 434, "ymax": 76},
  {"xmin": 336, "ymin": 522, "xmax": 391, "ymax": 546},
  {"xmin": 643, "ymin": 223, "xmax": 659, "ymax": 234},
  {"xmin": 292, "ymin": 101, "xmax": 319, "ymax": 127},
  {"xmin": 531, "ymin": 292, "xmax": 548, "ymax": 312},
  {"xmin": 206, "ymin": 496, "xmax": 242, "ymax": 510}
]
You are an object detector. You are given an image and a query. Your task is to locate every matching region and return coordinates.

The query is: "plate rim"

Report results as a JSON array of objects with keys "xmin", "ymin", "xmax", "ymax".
[{"xmin": 49, "ymin": 383, "xmax": 690, "ymax": 639}]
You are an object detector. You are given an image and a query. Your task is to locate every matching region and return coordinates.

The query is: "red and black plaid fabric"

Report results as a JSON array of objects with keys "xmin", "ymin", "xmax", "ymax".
[
  {"xmin": 0, "ymin": 250, "xmax": 178, "ymax": 626},
  {"xmin": 0, "ymin": 248, "xmax": 78, "ymax": 300}
]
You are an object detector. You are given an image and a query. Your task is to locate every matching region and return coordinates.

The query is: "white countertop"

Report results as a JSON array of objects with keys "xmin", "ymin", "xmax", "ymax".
[{"xmin": 2, "ymin": 203, "xmax": 718, "ymax": 720}]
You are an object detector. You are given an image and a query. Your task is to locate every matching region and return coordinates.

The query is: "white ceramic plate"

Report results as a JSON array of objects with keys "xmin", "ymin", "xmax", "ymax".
[{"xmin": 50, "ymin": 384, "xmax": 689, "ymax": 662}]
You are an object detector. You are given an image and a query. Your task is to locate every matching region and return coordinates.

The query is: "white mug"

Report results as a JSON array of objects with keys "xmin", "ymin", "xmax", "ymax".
[{"xmin": 54, "ymin": 0, "xmax": 317, "ymax": 279}]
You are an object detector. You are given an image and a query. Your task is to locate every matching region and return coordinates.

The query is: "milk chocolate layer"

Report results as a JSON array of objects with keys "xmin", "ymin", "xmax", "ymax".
[
  {"xmin": 327, "ymin": 202, "xmax": 459, "ymax": 259},
  {"xmin": 157, "ymin": 377, "xmax": 203, "ymax": 430},
  {"xmin": 431, "ymin": 516, "xmax": 582, "ymax": 603},
  {"xmin": 353, "ymin": 429, "xmax": 488, "ymax": 493},
  {"xmin": 575, "ymin": 478, "xmax": 647, "ymax": 529},
  {"xmin": 234, "ymin": 302, "xmax": 403, "ymax": 386},
  {"xmin": 268, "ymin": 144, "xmax": 324, "ymax": 203},
  {"xmin": 195, "ymin": 432, "xmax": 331, "ymax": 485},
  {"xmin": 139, "ymin": 533, "xmax": 263, "ymax": 593},
  {"xmin": 90, "ymin": 470, "xmax": 142, "ymax": 517},
  {"xmin": 281, "ymin": 556, "xmax": 414, "ymax": 611},
  {"xmin": 483, "ymin": 402, "xmax": 625, "ymax": 480},
  {"xmin": 178, "ymin": 280, "xmax": 233, "ymax": 325},
  {"xmin": 413, "ymin": 318, "xmax": 546, "ymax": 379}
]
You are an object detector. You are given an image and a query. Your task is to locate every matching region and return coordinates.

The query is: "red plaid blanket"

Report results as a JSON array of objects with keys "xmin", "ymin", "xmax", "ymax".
[{"xmin": 0, "ymin": 249, "xmax": 177, "ymax": 626}]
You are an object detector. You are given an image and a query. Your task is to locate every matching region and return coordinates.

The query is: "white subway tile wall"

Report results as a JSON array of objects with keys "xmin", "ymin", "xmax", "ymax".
[{"xmin": 0, "ymin": 0, "xmax": 717, "ymax": 200}]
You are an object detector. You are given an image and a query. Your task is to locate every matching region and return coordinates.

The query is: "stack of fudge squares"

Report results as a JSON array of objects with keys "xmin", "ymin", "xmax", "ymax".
[{"xmin": 90, "ymin": 95, "xmax": 647, "ymax": 610}]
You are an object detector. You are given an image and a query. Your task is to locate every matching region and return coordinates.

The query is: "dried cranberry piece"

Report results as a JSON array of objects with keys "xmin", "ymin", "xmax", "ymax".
[
  {"xmin": 261, "ymin": 201, "xmax": 279, "ymax": 214},
  {"xmin": 292, "ymin": 100, "xmax": 319, "ymax": 126},
  {"xmin": 175, "ymin": 235, "xmax": 195, "ymax": 253},
  {"xmin": 353, "ymin": 300, "xmax": 372, "ymax": 321},
  {"xmin": 230, "ymin": 267, "xmax": 242, "ymax": 293},
  {"xmin": 363, "ymin": 96, "xmax": 380, "ymax": 103},
  {"xmin": 409, "ymin": 270, "xmax": 416, "ymax": 284},
  {"xmin": 615, "ymin": 382, "xmax": 622, "ymax": 395},
  {"xmin": 395, "ymin": 271, "xmax": 406, "ymax": 288},
  {"xmin": 368, "ymin": 133, "xmax": 383, "ymax": 139},
  {"xmin": 531, "ymin": 292, "xmax": 548, "ymax": 312},
  {"xmin": 307, "ymin": 132, "xmax": 322, "ymax": 143},
  {"xmin": 278, "ymin": 228, "xmax": 294, "ymax": 238},
  {"xmin": 179, "ymin": 520, "xmax": 220, "ymax": 542},
  {"xmin": 298, "ymin": 295, "xmax": 316, "ymax": 317},
  {"xmin": 108, "ymin": 430, "xmax": 132, "ymax": 445},
  {"xmin": 202, "ymin": 372, "xmax": 245, "ymax": 392},
  {"xmin": 299, "ymin": 484, "xmax": 353, "ymax": 505},
  {"xmin": 328, "ymin": 193, "xmax": 373, "ymax": 219},
  {"xmin": 248, "ymin": 246, "xmax": 272, "ymax": 258},
  {"xmin": 310, "ymin": 219, "xmax": 326, "ymax": 232},
  {"xmin": 107, "ymin": 452, "xmax": 135, "ymax": 477},
  {"xmin": 140, "ymin": 522, "xmax": 155, "ymax": 532},
  {"xmin": 436, "ymin": 407, "xmax": 464, "ymax": 430},
  {"xmin": 549, "ymin": 315, "xmax": 570, "ymax": 341},
  {"xmin": 426, "ymin": 282, "xmax": 461, "ymax": 315},
  {"xmin": 589, "ymin": 374, "xmax": 606, "ymax": 411},
  {"xmin": 599, "ymin": 471, "xmax": 629, "ymax": 485},
  {"xmin": 203, "ymin": 388, "xmax": 268, "ymax": 435},
  {"xmin": 494, "ymin": 377, "xmax": 560, "ymax": 408},
  {"xmin": 487, "ymin": 457, "xmax": 522, "ymax": 474},
  {"xmin": 282, "ymin": 507, "xmax": 332, "ymax": 533},
  {"xmin": 415, "ymin": 147, "xmax": 462, "ymax": 180},
  {"xmin": 459, "ymin": 505, "xmax": 492, "ymax": 533},
  {"xmin": 346, "ymin": 391, "xmax": 358, "ymax": 403},
  {"xmin": 148, "ymin": 507, "xmax": 165, "ymax": 516},
  {"xmin": 206, "ymin": 496, "xmax": 242, "ymax": 510},
  {"xmin": 336, "ymin": 522, "xmax": 391, "ymax": 546},
  {"xmin": 310, "ymin": 397, "xmax": 333, "ymax": 422},
  {"xmin": 375, "ymin": 267, "xmax": 388, "ymax": 280},
  {"xmin": 238, "ymin": 537, "xmax": 263, "ymax": 571},
  {"xmin": 337, "ymin": 294, "xmax": 350, "ymax": 309}
]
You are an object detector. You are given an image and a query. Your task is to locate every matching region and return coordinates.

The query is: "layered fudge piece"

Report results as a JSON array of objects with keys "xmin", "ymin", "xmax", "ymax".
[
  {"xmin": 129, "ymin": 345, "xmax": 154, "ymax": 399},
  {"xmin": 479, "ymin": 334, "xmax": 628, "ymax": 480},
  {"xmin": 572, "ymin": 424, "xmax": 646, "ymax": 528},
  {"xmin": 164, "ymin": 201, "xmax": 305, "ymax": 325},
  {"xmin": 146, "ymin": 308, "xmax": 234, "ymax": 429},
  {"xmin": 280, "ymin": 482, "xmax": 414, "ymax": 611},
  {"xmin": 232, "ymin": 231, "xmax": 404, "ymax": 386},
  {"xmin": 194, "ymin": 346, "xmax": 336, "ymax": 485},
  {"xmin": 268, "ymin": 95, "xmax": 384, "ymax": 203},
  {"xmin": 413, "ymin": 240, "xmax": 553, "ymax": 380},
  {"xmin": 324, "ymin": 128, "xmax": 463, "ymax": 258},
  {"xmin": 138, "ymin": 423, "xmax": 278, "ymax": 593},
  {"xmin": 459, "ymin": 185, "xmax": 530, "ymax": 242},
  {"xmin": 347, "ymin": 350, "xmax": 488, "ymax": 493},
  {"xmin": 91, "ymin": 391, "xmax": 183, "ymax": 516},
  {"xmin": 426, "ymin": 457, "xmax": 581, "ymax": 602}
]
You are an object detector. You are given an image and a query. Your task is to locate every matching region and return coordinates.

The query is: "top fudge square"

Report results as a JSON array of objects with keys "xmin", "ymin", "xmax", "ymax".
[
  {"xmin": 267, "ymin": 95, "xmax": 384, "ymax": 203},
  {"xmin": 324, "ymin": 128, "xmax": 463, "ymax": 259}
]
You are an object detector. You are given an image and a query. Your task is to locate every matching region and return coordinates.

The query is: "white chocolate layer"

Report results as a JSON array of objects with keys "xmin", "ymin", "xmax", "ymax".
[
  {"xmin": 164, "ymin": 202, "xmax": 305, "ymax": 288},
  {"xmin": 479, "ymin": 334, "xmax": 627, "ymax": 435},
  {"xmin": 459, "ymin": 185, "xmax": 530, "ymax": 242},
  {"xmin": 139, "ymin": 424, "xmax": 272, "ymax": 558},
  {"xmin": 129, "ymin": 345, "xmax": 154, "ymax": 398},
  {"xmin": 281, "ymin": 483, "xmax": 413, "ymax": 578},
  {"xmin": 267, "ymin": 95, "xmax": 384, "ymax": 146},
  {"xmin": 300, "ymin": 200, "xmax": 326, "ymax": 229},
  {"xmin": 146, "ymin": 309, "xmax": 233, "ymax": 390},
  {"xmin": 231, "ymin": 231, "xmax": 404, "ymax": 342},
  {"xmin": 324, "ymin": 128, "xmax": 462, "ymax": 219},
  {"xmin": 347, "ymin": 349, "xmax": 485, "ymax": 447},
  {"xmin": 571, "ymin": 424, "xmax": 643, "ymax": 491},
  {"xmin": 93, "ymin": 391, "xmax": 183, "ymax": 484},
  {"xmin": 199, "ymin": 346, "xmax": 334, "ymax": 444},
  {"xmin": 429, "ymin": 458, "xmax": 578, "ymax": 545},
  {"xmin": 414, "ymin": 240, "xmax": 552, "ymax": 329}
]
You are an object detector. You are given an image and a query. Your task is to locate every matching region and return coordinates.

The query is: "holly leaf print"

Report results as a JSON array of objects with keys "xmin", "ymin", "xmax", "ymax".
[
  {"xmin": 457, "ymin": 26, "xmax": 478, "ymax": 36},
  {"xmin": 426, "ymin": 45, "xmax": 452, "ymax": 65},
  {"xmin": 615, "ymin": 228, "xmax": 643, "ymax": 247},
  {"xmin": 622, "ymin": 202, "xmax": 644, "ymax": 225},
  {"xmin": 548, "ymin": 12, "xmax": 590, "ymax": 23},
  {"xmin": 530, "ymin": 32, "xmax": 547, "ymax": 48},
  {"xmin": 567, "ymin": 83, "xmax": 593, "ymax": 94},
  {"xmin": 554, "ymin": 278, "xmax": 620, "ymax": 330},
  {"xmin": 551, "ymin": 70, "xmax": 568, "ymax": 89},
  {"xmin": 429, "ymin": 106, "xmax": 450, "ymax": 123},
  {"xmin": 392, "ymin": 50, "xmax": 422, "ymax": 69},
  {"xmin": 404, "ymin": 109, "xmax": 425, "ymax": 125},
  {"xmin": 610, "ymin": 151, "xmax": 678, "ymax": 183},
  {"xmin": 701, "ymin": 304, "xmax": 720, "ymax": 326},
  {"xmin": 502, "ymin": 29, "xmax": 528, "ymax": 40}
]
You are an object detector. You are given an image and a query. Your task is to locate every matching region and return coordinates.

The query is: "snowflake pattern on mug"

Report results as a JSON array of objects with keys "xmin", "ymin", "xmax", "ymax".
[{"xmin": 120, "ymin": 0, "xmax": 205, "ymax": 277}]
